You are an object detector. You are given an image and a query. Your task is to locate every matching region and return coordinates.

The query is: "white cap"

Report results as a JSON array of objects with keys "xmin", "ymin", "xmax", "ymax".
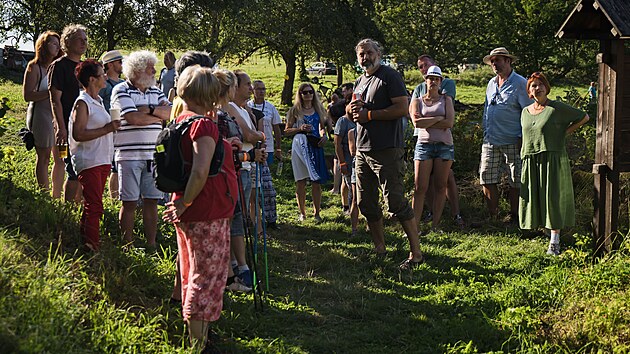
[{"xmin": 426, "ymin": 65, "xmax": 442, "ymax": 78}]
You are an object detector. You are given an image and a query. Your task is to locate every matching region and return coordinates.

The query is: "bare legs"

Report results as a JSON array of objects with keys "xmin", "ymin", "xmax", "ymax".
[
  {"xmin": 413, "ymin": 159, "xmax": 452, "ymax": 227},
  {"xmin": 120, "ymin": 198, "xmax": 158, "ymax": 247},
  {"xmin": 295, "ymin": 179, "xmax": 321, "ymax": 218},
  {"xmin": 367, "ymin": 216, "xmax": 422, "ymax": 262},
  {"xmin": 34, "ymin": 146, "xmax": 64, "ymax": 198},
  {"xmin": 482, "ymin": 184, "xmax": 519, "ymax": 218}
]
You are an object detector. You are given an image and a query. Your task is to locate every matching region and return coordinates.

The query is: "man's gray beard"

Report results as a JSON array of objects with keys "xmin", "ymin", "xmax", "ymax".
[{"xmin": 135, "ymin": 75, "xmax": 156, "ymax": 89}]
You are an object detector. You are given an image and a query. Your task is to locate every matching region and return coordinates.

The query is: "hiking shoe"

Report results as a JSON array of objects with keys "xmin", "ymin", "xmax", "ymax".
[
  {"xmin": 454, "ymin": 214, "xmax": 465, "ymax": 228},
  {"xmin": 423, "ymin": 211, "xmax": 433, "ymax": 223},
  {"xmin": 342, "ymin": 206, "xmax": 350, "ymax": 215},
  {"xmin": 546, "ymin": 243, "xmax": 560, "ymax": 256},
  {"xmin": 226, "ymin": 276, "xmax": 252, "ymax": 293},
  {"xmin": 237, "ymin": 269, "xmax": 253, "ymax": 288},
  {"xmin": 298, "ymin": 214, "xmax": 306, "ymax": 222},
  {"xmin": 314, "ymin": 214, "xmax": 323, "ymax": 223}
]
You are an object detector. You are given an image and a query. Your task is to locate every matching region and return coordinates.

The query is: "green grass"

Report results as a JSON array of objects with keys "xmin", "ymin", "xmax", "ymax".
[{"xmin": 1, "ymin": 60, "xmax": 629, "ymax": 353}]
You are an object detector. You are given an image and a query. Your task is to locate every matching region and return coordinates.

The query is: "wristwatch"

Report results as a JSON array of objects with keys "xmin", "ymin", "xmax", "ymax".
[{"xmin": 148, "ymin": 104, "xmax": 155, "ymax": 116}]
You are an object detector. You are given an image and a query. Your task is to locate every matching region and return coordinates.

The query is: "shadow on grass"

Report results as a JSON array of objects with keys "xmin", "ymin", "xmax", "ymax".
[{"xmin": 215, "ymin": 219, "xmax": 519, "ymax": 353}]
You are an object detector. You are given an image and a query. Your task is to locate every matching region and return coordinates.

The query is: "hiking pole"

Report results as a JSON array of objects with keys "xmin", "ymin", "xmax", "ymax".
[
  {"xmin": 237, "ymin": 170, "xmax": 264, "ymax": 311},
  {"xmin": 255, "ymin": 160, "xmax": 270, "ymax": 292}
]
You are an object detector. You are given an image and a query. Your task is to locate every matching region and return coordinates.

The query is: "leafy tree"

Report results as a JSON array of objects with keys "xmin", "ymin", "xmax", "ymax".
[{"xmin": 374, "ymin": 0, "xmax": 491, "ymax": 71}]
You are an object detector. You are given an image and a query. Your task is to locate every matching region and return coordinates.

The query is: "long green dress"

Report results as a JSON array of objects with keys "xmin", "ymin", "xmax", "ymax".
[{"xmin": 519, "ymin": 100, "xmax": 585, "ymax": 229}]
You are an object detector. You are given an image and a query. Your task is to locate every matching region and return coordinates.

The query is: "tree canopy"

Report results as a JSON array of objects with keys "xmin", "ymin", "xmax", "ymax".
[{"xmin": 1, "ymin": 0, "xmax": 597, "ymax": 99}]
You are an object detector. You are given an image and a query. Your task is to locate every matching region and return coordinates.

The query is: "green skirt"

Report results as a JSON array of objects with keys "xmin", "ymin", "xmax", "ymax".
[{"xmin": 519, "ymin": 150, "xmax": 575, "ymax": 229}]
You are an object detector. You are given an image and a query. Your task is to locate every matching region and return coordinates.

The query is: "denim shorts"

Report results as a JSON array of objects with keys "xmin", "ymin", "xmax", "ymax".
[
  {"xmin": 117, "ymin": 160, "xmax": 164, "ymax": 201},
  {"xmin": 414, "ymin": 142, "xmax": 455, "ymax": 161}
]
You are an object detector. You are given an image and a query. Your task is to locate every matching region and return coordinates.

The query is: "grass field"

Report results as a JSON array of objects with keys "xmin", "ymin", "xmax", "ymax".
[{"xmin": 0, "ymin": 59, "xmax": 628, "ymax": 353}]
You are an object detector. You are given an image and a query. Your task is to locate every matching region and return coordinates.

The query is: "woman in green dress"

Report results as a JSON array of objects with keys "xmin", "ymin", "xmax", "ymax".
[{"xmin": 519, "ymin": 72, "xmax": 589, "ymax": 256}]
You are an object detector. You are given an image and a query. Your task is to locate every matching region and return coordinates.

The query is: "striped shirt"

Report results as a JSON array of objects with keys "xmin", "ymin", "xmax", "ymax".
[{"xmin": 111, "ymin": 80, "xmax": 170, "ymax": 161}]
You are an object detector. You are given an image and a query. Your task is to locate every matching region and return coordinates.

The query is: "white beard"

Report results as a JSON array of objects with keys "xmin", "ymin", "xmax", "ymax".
[{"xmin": 135, "ymin": 74, "xmax": 156, "ymax": 89}]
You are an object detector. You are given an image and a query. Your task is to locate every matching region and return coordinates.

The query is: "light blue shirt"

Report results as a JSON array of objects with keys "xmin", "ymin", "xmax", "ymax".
[{"xmin": 482, "ymin": 70, "xmax": 532, "ymax": 145}]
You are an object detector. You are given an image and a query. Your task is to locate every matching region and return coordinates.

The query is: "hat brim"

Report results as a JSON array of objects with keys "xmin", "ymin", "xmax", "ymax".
[
  {"xmin": 483, "ymin": 54, "xmax": 517, "ymax": 65},
  {"xmin": 103, "ymin": 56, "xmax": 123, "ymax": 64}
]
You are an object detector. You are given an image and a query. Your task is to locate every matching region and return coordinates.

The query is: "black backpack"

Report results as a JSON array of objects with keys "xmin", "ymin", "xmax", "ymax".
[{"xmin": 154, "ymin": 115, "xmax": 224, "ymax": 193}]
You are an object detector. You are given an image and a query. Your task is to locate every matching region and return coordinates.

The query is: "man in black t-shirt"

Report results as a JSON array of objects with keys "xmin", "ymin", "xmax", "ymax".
[
  {"xmin": 348, "ymin": 39, "xmax": 423, "ymax": 269},
  {"xmin": 48, "ymin": 24, "xmax": 88, "ymax": 202}
]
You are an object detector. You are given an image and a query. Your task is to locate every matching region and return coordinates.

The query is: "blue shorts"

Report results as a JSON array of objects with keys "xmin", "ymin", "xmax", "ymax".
[
  {"xmin": 414, "ymin": 142, "xmax": 454, "ymax": 161},
  {"xmin": 266, "ymin": 153, "xmax": 274, "ymax": 166},
  {"xmin": 65, "ymin": 155, "xmax": 78, "ymax": 180},
  {"xmin": 117, "ymin": 160, "xmax": 164, "ymax": 201}
]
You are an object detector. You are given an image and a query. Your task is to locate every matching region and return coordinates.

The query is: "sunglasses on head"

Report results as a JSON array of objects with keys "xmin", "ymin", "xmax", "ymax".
[{"xmin": 301, "ymin": 90, "xmax": 314, "ymax": 95}]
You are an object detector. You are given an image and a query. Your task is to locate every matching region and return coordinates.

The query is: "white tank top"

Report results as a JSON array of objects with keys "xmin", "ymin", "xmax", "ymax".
[
  {"xmin": 69, "ymin": 91, "xmax": 114, "ymax": 174},
  {"xmin": 229, "ymin": 102, "xmax": 256, "ymax": 171}
]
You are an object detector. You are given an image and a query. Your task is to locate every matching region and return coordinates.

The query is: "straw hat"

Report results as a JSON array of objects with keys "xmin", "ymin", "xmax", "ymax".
[
  {"xmin": 483, "ymin": 47, "xmax": 517, "ymax": 65},
  {"xmin": 100, "ymin": 50, "xmax": 123, "ymax": 64},
  {"xmin": 425, "ymin": 65, "xmax": 442, "ymax": 78}
]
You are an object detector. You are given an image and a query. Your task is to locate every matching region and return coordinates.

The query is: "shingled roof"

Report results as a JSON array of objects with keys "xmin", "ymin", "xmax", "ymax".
[{"xmin": 557, "ymin": 0, "xmax": 630, "ymax": 39}]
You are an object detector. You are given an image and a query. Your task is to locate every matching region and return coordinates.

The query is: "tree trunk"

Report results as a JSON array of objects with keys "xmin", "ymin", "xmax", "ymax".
[
  {"xmin": 336, "ymin": 64, "xmax": 343, "ymax": 87},
  {"xmin": 281, "ymin": 50, "xmax": 296, "ymax": 106},
  {"xmin": 106, "ymin": 0, "xmax": 123, "ymax": 50}
]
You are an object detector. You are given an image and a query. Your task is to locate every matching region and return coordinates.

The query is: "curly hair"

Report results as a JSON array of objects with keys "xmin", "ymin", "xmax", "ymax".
[
  {"xmin": 60, "ymin": 24, "xmax": 87, "ymax": 53},
  {"xmin": 123, "ymin": 50, "xmax": 157, "ymax": 81}
]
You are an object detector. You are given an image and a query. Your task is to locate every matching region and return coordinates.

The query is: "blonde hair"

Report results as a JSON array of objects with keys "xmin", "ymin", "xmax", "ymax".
[
  {"xmin": 212, "ymin": 68, "xmax": 237, "ymax": 101},
  {"xmin": 177, "ymin": 65, "xmax": 220, "ymax": 112},
  {"xmin": 60, "ymin": 24, "xmax": 87, "ymax": 53},
  {"xmin": 287, "ymin": 83, "xmax": 327, "ymax": 127}
]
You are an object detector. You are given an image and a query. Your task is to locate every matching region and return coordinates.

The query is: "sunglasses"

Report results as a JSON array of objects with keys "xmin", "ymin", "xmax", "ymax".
[{"xmin": 301, "ymin": 90, "xmax": 314, "ymax": 95}]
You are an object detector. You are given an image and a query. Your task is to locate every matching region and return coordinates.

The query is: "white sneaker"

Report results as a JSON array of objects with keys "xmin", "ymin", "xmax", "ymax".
[
  {"xmin": 546, "ymin": 243, "xmax": 560, "ymax": 256},
  {"xmin": 226, "ymin": 277, "xmax": 252, "ymax": 292}
]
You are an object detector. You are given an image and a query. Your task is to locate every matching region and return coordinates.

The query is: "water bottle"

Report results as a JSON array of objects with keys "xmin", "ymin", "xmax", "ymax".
[{"xmin": 276, "ymin": 160, "xmax": 284, "ymax": 176}]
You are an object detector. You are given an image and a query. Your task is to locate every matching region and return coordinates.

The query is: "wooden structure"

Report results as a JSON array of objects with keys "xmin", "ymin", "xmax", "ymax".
[{"xmin": 557, "ymin": 0, "xmax": 630, "ymax": 256}]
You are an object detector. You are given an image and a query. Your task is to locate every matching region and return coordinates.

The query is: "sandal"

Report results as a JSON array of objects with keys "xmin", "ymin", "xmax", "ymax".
[{"xmin": 399, "ymin": 256, "xmax": 424, "ymax": 270}]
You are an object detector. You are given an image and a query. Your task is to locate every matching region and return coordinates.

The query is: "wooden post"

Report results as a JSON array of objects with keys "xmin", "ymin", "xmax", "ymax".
[{"xmin": 592, "ymin": 39, "xmax": 624, "ymax": 257}]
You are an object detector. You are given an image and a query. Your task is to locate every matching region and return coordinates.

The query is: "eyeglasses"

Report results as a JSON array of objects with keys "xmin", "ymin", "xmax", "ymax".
[{"xmin": 301, "ymin": 90, "xmax": 314, "ymax": 95}]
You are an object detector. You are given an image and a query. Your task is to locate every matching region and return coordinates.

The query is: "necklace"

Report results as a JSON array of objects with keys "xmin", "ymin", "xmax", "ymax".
[{"xmin": 532, "ymin": 99, "xmax": 548, "ymax": 111}]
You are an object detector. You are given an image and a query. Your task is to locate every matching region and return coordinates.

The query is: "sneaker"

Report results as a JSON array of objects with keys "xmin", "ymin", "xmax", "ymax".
[
  {"xmin": 423, "ymin": 211, "xmax": 433, "ymax": 223},
  {"xmin": 237, "ymin": 269, "xmax": 253, "ymax": 288},
  {"xmin": 546, "ymin": 243, "xmax": 560, "ymax": 256},
  {"xmin": 226, "ymin": 276, "xmax": 252, "ymax": 293},
  {"xmin": 342, "ymin": 206, "xmax": 350, "ymax": 215},
  {"xmin": 298, "ymin": 214, "xmax": 306, "ymax": 222},
  {"xmin": 314, "ymin": 214, "xmax": 323, "ymax": 223},
  {"xmin": 454, "ymin": 214, "xmax": 465, "ymax": 228}
]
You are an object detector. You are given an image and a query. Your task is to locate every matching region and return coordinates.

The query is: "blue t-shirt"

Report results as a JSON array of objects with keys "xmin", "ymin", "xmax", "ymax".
[
  {"xmin": 482, "ymin": 71, "xmax": 532, "ymax": 145},
  {"xmin": 334, "ymin": 116, "xmax": 356, "ymax": 166}
]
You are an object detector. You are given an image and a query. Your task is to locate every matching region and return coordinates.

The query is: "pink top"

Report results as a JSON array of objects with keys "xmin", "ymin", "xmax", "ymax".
[{"xmin": 416, "ymin": 95, "xmax": 453, "ymax": 145}]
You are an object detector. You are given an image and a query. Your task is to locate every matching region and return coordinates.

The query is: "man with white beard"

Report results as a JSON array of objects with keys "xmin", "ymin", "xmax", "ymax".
[{"xmin": 111, "ymin": 50, "xmax": 171, "ymax": 249}]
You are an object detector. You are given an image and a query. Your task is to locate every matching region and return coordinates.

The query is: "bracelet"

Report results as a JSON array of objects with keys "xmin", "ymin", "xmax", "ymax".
[
  {"xmin": 340, "ymin": 162, "xmax": 347, "ymax": 166},
  {"xmin": 182, "ymin": 200, "xmax": 193, "ymax": 207},
  {"xmin": 260, "ymin": 132, "xmax": 266, "ymax": 141},
  {"xmin": 275, "ymin": 148, "xmax": 282, "ymax": 152},
  {"xmin": 367, "ymin": 110, "xmax": 372, "ymax": 121}
]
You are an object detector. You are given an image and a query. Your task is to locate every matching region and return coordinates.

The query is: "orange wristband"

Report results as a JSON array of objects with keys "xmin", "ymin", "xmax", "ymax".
[
  {"xmin": 182, "ymin": 200, "xmax": 193, "ymax": 207},
  {"xmin": 340, "ymin": 162, "xmax": 347, "ymax": 166},
  {"xmin": 367, "ymin": 110, "xmax": 372, "ymax": 121}
]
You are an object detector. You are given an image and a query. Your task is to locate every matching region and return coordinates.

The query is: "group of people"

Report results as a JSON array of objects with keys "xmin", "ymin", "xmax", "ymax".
[{"xmin": 21, "ymin": 24, "xmax": 590, "ymax": 350}]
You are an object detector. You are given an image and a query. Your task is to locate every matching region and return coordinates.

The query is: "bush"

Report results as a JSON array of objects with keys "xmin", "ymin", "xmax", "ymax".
[{"xmin": 453, "ymin": 66, "xmax": 495, "ymax": 87}]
